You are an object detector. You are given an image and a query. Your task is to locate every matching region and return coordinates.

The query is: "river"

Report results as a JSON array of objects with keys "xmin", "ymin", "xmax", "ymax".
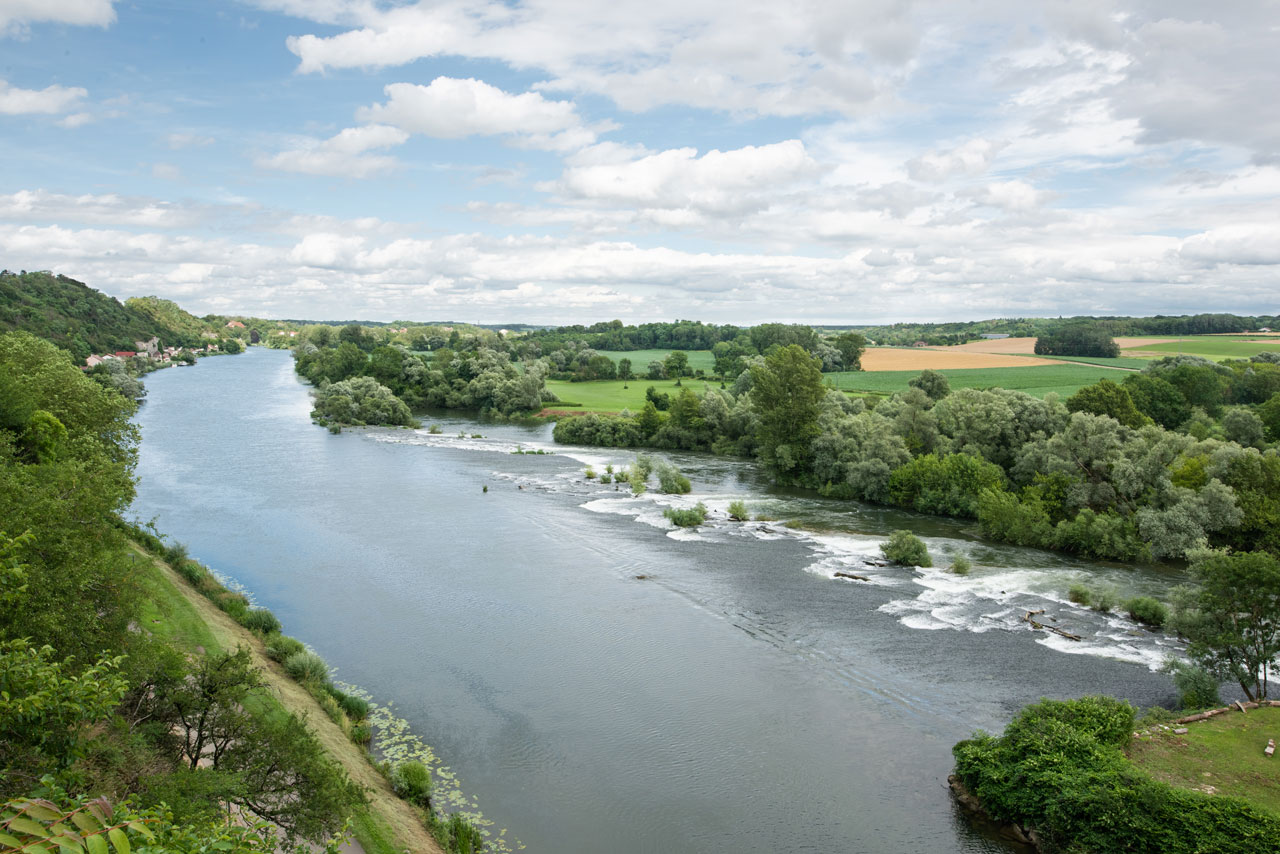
[{"xmin": 132, "ymin": 347, "xmax": 1181, "ymax": 854}]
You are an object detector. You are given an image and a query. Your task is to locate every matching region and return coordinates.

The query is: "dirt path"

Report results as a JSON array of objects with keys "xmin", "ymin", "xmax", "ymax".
[{"xmin": 141, "ymin": 549, "xmax": 445, "ymax": 854}]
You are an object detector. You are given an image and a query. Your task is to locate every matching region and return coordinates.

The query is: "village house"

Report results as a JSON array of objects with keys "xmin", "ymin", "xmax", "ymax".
[{"xmin": 226, "ymin": 320, "xmax": 245, "ymax": 329}]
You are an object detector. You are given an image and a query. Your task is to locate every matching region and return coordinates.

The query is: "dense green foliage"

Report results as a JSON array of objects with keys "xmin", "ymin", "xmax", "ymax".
[
  {"xmin": 1170, "ymin": 548, "xmax": 1280, "ymax": 700},
  {"xmin": 880, "ymin": 531, "xmax": 931, "ymax": 567},
  {"xmin": 1035, "ymin": 322, "xmax": 1121, "ymax": 358},
  {"xmin": 663, "ymin": 503, "xmax": 708, "ymax": 527},
  {"xmin": 952, "ymin": 696, "xmax": 1280, "ymax": 853},
  {"xmin": 0, "ymin": 271, "xmax": 220, "ymax": 360},
  {"xmin": 294, "ymin": 325, "xmax": 550, "ymax": 421},
  {"xmin": 0, "ymin": 330, "xmax": 363, "ymax": 848},
  {"xmin": 553, "ymin": 343, "xmax": 1280, "ymax": 568}
]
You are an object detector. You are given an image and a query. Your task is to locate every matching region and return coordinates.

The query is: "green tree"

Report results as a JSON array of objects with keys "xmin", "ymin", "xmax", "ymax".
[
  {"xmin": 617, "ymin": 357, "xmax": 633, "ymax": 381},
  {"xmin": 1066, "ymin": 379, "xmax": 1150, "ymax": 428},
  {"xmin": 832, "ymin": 332, "xmax": 866, "ymax": 371},
  {"xmin": 664, "ymin": 350, "xmax": 690, "ymax": 378},
  {"xmin": 1172, "ymin": 549, "xmax": 1280, "ymax": 701},
  {"xmin": 908, "ymin": 369, "xmax": 950, "ymax": 400},
  {"xmin": 750, "ymin": 345, "xmax": 825, "ymax": 482},
  {"xmin": 880, "ymin": 530, "xmax": 931, "ymax": 567}
]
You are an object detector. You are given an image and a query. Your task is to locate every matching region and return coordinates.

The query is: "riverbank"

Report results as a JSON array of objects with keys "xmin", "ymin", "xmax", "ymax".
[{"xmin": 131, "ymin": 541, "xmax": 446, "ymax": 854}]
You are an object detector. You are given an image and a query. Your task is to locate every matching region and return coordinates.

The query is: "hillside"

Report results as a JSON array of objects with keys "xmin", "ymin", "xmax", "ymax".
[{"xmin": 0, "ymin": 270, "xmax": 213, "ymax": 360}]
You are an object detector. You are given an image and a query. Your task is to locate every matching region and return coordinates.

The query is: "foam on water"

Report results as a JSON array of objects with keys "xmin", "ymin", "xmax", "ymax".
[{"xmin": 373, "ymin": 425, "xmax": 1186, "ymax": 671}]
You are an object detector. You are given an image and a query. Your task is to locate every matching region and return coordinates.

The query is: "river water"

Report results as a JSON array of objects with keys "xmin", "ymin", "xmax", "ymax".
[{"xmin": 133, "ymin": 348, "xmax": 1181, "ymax": 854}]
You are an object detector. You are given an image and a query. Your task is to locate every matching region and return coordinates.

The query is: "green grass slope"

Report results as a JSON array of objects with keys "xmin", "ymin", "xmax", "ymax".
[{"xmin": 825, "ymin": 363, "xmax": 1124, "ymax": 398}]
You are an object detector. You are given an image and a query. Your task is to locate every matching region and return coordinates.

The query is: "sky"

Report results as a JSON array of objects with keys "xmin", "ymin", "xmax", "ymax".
[{"xmin": 1, "ymin": 0, "xmax": 1278, "ymax": 325}]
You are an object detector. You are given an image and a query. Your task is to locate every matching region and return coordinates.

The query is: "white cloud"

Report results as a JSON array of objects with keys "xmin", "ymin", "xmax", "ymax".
[
  {"xmin": 357, "ymin": 77, "xmax": 599, "ymax": 150},
  {"xmin": 0, "ymin": 79, "xmax": 86, "ymax": 114},
  {"xmin": 0, "ymin": 0, "xmax": 115, "ymax": 35},
  {"xmin": 56, "ymin": 111, "xmax": 94, "ymax": 127},
  {"xmin": 273, "ymin": 0, "xmax": 924, "ymax": 118},
  {"xmin": 1179, "ymin": 225, "xmax": 1280, "ymax": 268},
  {"xmin": 907, "ymin": 139, "xmax": 1005, "ymax": 183},
  {"xmin": 257, "ymin": 124, "xmax": 409, "ymax": 178},
  {"xmin": 550, "ymin": 140, "xmax": 819, "ymax": 215}
]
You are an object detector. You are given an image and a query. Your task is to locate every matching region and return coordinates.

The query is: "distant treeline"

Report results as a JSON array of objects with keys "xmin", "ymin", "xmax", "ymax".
[{"xmin": 844, "ymin": 313, "xmax": 1280, "ymax": 347}]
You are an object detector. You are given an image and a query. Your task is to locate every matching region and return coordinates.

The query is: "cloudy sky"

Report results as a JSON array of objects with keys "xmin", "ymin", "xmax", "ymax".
[{"xmin": 2, "ymin": 0, "xmax": 1278, "ymax": 323}]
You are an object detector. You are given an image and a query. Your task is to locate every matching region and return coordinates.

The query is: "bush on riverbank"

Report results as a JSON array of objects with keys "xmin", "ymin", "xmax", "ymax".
[{"xmin": 952, "ymin": 695, "xmax": 1280, "ymax": 853}]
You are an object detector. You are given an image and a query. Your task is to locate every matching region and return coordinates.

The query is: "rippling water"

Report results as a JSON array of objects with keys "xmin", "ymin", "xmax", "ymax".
[{"xmin": 133, "ymin": 348, "xmax": 1179, "ymax": 854}]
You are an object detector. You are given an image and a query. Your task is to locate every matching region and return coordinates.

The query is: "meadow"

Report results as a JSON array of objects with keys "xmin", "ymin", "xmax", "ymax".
[
  {"xmin": 825, "ymin": 363, "xmax": 1128, "ymax": 398},
  {"xmin": 545, "ymin": 377, "xmax": 722, "ymax": 411},
  {"xmin": 1123, "ymin": 337, "xmax": 1280, "ymax": 360},
  {"xmin": 596, "ymin": 348, "xmax": 717, "ymax": 373},
  {"xmin": 1127, "ymin": 707, "xmax": 1280, "ymax": 815}
]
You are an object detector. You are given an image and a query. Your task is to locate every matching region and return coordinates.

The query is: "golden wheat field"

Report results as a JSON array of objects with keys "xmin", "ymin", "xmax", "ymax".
[{"xmin": 861, "ymin": 347, "xmax": 1060, "ymax": 371}]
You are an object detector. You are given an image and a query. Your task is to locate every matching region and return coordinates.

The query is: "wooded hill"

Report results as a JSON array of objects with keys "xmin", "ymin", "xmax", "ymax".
[{"xmin": 0, "ymin": 270, "xmax": 216, "ymax": 360}]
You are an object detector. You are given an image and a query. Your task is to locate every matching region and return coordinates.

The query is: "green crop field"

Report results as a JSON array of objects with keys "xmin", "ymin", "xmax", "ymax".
[
  {"xmin": 1035, "ymin": 355, "xmax": 1150, "ymax": 369},
  {"xmin": 1123, "ymin": 337, "xmax": 1280, "ymax": 360},
  {"xmin": 545, "ymin": 377, "xmax": 725, "ymax": 412},
  {"xmin": 1128, "ymin": 706, "xmax": 1280, "ymax": 815},
  {"xmin": 595, "ymin": 349, "xmax": 717, "ymax": 374},
  {"xmin": 825, "ymin": 363, "xmax": 1125, "ymax": 398}
]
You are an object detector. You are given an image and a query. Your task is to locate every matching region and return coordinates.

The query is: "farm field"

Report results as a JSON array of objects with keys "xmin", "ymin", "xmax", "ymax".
[
  {"xmin": 862, "ymin": 347, "xmax": 1055, "ymax": 370},
  {"xmin": 1039, "ymin": 355, "xmax": 1150, "ymax": 369},
  {"xmin": 1127, "ymin": 706, "xmax": 1280, "ymax": 815},
  {"xmin": 597, "ymin": 349, "xmax": 717, "ymax": 374},
  {"xmin": 545, "ymin": 377, "xmax": 722, "ymax": 412},
  {"xmin": 826, "ymin": 363, "xmax": 1126, "ymax": 398},
  {"xmin": 1123, "ymin": 337, "xmax": 1280, "ymax": 359}
]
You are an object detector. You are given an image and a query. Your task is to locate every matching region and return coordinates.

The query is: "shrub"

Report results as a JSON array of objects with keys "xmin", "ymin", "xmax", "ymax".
[
  {"xmin": 240, "ymin": 608, "xmax": 282, "ymax": 635},
  {"xmin": 443, "ymin": 813, "xmax": 484, "ymax": 854},
  {"xmin": 880, "ymin": 530, "xmax": 931, "ymax": 567},
  {"xmin": 214, "ymin": 590, "xmax": 250, "ymax": 620},
  {"xmin": 628, "ymin": 470, "xmax": 647, "ymax": 495},
  {"xmin": 349, "ymin": 722, "xmax": 372, "ymax": 744},
  {"xmin": 599, "ymin": 473, "xmax": 612, "ymax": 484},
  {"xmin": 391, "ymin": 760, "xmax": 432, "ymax": 808},
  {"xmin": 1068, "ymin": 584, "xmax": 1092, "ymax": 606},
  {"xmin": 664, "ymin": 503, "xmax": 707, "ymax": 528},
  {"xmin": 727, "ymin": 500, "xmax": 749, "ymax": 521},
  {"xmin": 633, "ymin": 454, "xmax": 654, "ymax": 480},
  {"xmin": 164, "ymin": 541, "xmax": 190, "ymax": 567},
  {"xmin": 1163, "ymin": 660, "xmax": 1222, "ymax": 710},
  {"xmin": 951, "ymin": 695, "xmax": 1280, "ymax": 854},
  {"xmin": 284, "ymin": 650, "xmax": 329, "ymax": 683},
  {"xmin": 266, "ymin": 633, "xmax": 305, "ymax": 663},
  {"xmin": 656, "ymin": 462, "xmax": 692, "ymax": 494},
  {"xmin": 1125, "ymin": 596, "xmax": 1168, "ymax": 627},
  {"xmin": 584, "ymin": 467, "xmax": 596, "ymax": 479},
  {"xmin": 175, "ymin": 559, "xmax": 206, "ymax": 586},
  {"xmin": 429, "ymin": 424, "xmax": 442, "ymax": 434},
  {"xmin": 340, "ymin": 693, "xmax": 370, "ymax": 721},
  {"xmin": 951, "ymin": 555, "xmax": 971, "ymax": 575},
  {"xmin": 316, "ymin": 691, "xmax": 345, "ymax": 726},
  {"xmin": 1090, "ymin": 585, "xmax": 1118, "ymax": 613}
]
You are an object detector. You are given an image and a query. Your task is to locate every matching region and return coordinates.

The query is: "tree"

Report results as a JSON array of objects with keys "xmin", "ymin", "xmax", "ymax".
[
  {"xmin": 664, "ymin": 350, "xmax": 690, "ymax": 378},
  {"xmin": 1066, "ymin": 379, "xmax": 1150, "ymax": 428},
  {"xmin": 908, "ymin": 369, "xmax": 950, "ymax": 400},
  {"xmin": 1173, "ymin": 548, "xmax": 1280, "ymax": 701},
  {"xmin": 646, "ymin": 360, "xmax": 666, "ymax": 380},
  {"xmin": 749, "ymin": 345, "xmax": 825, "ymax": 482},
  {"xmin": 1034, "ymin": 323, "xmax": 1120, "ymax": 357},
  {"xmin": 618, "ymin": 357, "xmax": 633, "ymax": 381},
  {"xmin": 832, "ymin": 332, "xmax": 866, "ymax": 371},
  {"xmin": 880, "ymin": 530, "xmax": 931, "ymax": 566}
]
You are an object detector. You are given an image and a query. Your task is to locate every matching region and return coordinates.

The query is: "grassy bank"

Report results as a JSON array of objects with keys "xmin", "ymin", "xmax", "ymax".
[
  {"xmin": 595, "ymin": 348, "xmax": 716, "ymax": 373},
  {"xmin": 546, "ymin": 377, "xmax": 723, "ymax": 412},
  {"xmin": 129, "ymin": 544, "xmax": 445, "ymax": 854},
  {"xmin": 1125, "ymin": 337, "xmax": 1280, "ymax": 360},
  {"xmin": 1128, "ymin": 706, "xmax": 1280, "ymax": 814}
]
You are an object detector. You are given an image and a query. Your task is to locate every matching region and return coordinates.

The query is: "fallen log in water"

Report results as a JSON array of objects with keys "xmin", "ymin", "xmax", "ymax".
[
  {"xmin": 834, "ymin": 571, "xmax": 871, "ymax": 582},
  {"xmin": 1022, "ymin": 610, "xmax": 1082, "ymax": 641}
]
